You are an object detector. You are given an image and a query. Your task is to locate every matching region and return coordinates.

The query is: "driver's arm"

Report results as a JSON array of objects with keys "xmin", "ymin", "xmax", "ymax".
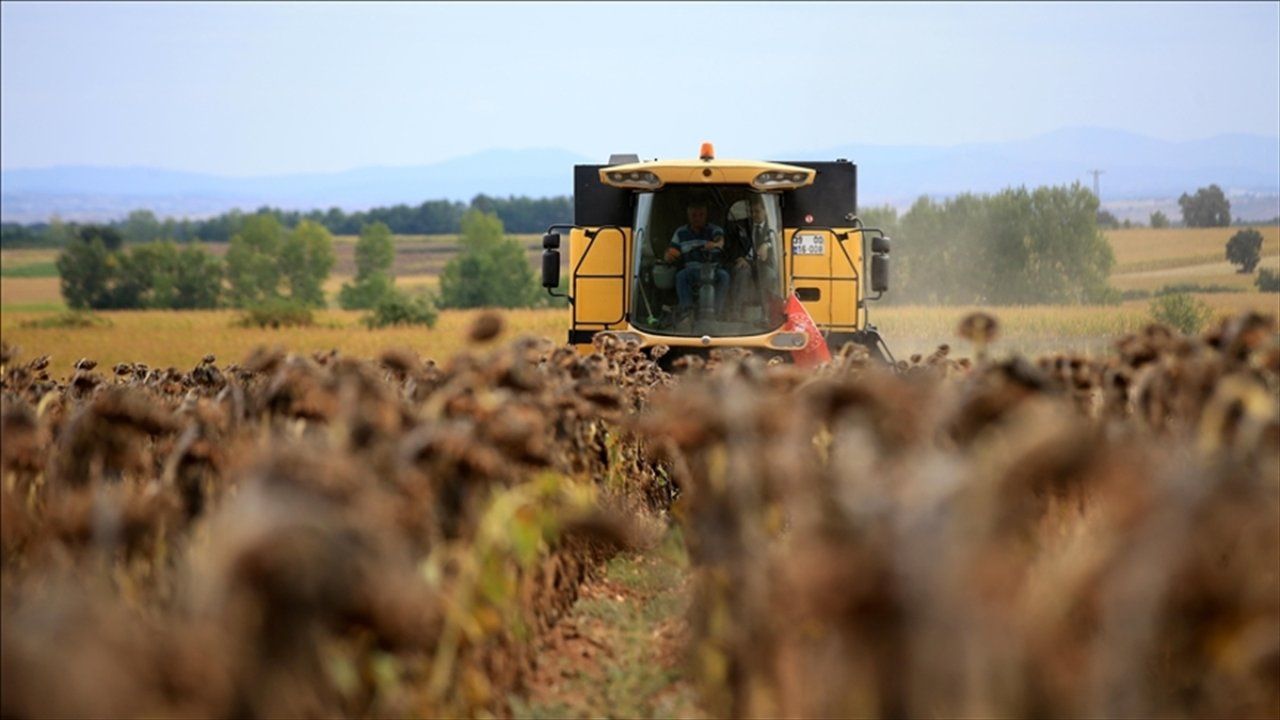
[{"xmin": 665, "ymin": 230, "xmax": 683, "ymax": 262}]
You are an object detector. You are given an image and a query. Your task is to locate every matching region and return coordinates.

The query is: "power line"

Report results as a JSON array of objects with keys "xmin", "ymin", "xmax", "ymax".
[{"xmin": 1088, "ymin": 169, "xmax": 1105, "ymax": 201}]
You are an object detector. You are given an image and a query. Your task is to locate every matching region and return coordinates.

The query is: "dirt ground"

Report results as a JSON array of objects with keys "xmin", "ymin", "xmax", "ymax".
[{"xmin": 511, "ymin": 531, "xmax": 702, "ymax": 719}]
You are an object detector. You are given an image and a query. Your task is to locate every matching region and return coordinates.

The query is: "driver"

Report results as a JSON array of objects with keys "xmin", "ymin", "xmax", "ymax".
[{"xmin": 665, "ymin": 200, "xmax": 730, "ymax": 315}]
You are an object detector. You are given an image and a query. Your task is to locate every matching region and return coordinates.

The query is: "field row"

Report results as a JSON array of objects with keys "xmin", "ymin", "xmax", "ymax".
[{"xmin": 4, "ymin": 296, "xmax": 1278, "ymax": 370}]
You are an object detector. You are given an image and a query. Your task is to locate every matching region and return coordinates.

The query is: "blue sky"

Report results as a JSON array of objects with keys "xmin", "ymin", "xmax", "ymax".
[{"xmin": 2, "ymin": 1, "xmax": 1277, "ymax": 175}]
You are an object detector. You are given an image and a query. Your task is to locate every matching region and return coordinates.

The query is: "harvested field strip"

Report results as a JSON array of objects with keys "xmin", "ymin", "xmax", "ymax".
[
  {"xmin": 0, "ymin": 277, "xmax": 63, "ymax": 308},
  {"xmin": 0, "ymin": 308, "xmax": 569, "ymax": 370},
  {"xmin": 512, "ymin": 531, "xmax": 700, "ymax": 719},
  {"xmin": 1110, "ymin": 256, "xmax": 1280, "ymax": 293},
  {"xmin": 9, "ymin": 301, "xmax": 1280, "ymax": 371},
  {"xmin": 1106, "ymin": 225, "xmax": 1280, "ymax": 272}
]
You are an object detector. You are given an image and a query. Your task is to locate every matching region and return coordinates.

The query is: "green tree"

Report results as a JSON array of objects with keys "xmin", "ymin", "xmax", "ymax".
[
  {"xmin": 279, "ymin": 220, "xmax": 335, "ymax": 308},
  {"xmin": 77, "ymin": 224, "xmax": 124, "ymax": 252},
  {"xmin": 438, "ymin": 210, "xmax": 539, "ymax": 308},
  {"xmin": 1177, "ymin": 185, "xmax": 1231, "ymax": 227},
  {"xmin": 1096, "ymin": 209, "xmax": 1120, "ymax": 229},
  {"xmin": 339, "ymin": 222, "xmax": 396, "ymax": 309},
  {"xmin": 885, "ymin": 184, "xmax": 1111, "ymax": 306},
  {"xmin": 225, "ymin": 213, "xmax": 285, "ymax": 307},
  {"xmin": 122, "ymin": 210, "xmax": 163, "ymax": 244},
  {"xmin": 56, "ymin": 236, "xmax": 115, "ymax": 309},
  {"xmin": 1024, "ymin": 184, "xmax": 1114, "ymax": 304},
  {"xmin": 172, "ymin": 245, "xmax": 223, "ymax": 308},
  {"xmin": 1225, "ymin": 228, "xmax": 1264, "ymax": 273},
  {"xmin": 114, "ymin": 241, "xmax": 177, "ymax": 308},
  {"xmin": 1149, "ymin": 210, "xmax": 1170, "ymax": 228},
  {"xmin": 458, "ymin": 207, "xmax": 504, "ymax": 248}
]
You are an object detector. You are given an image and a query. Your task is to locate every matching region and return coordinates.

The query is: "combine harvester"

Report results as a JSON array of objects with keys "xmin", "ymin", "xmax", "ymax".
[{"xmin": 540, "ymin": 143, "xmax": 894, "ymax": 364}]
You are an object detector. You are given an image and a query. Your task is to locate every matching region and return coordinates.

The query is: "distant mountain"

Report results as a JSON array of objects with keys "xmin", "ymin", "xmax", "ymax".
[
  {"xmin": 0, "ymin": 148, "xmax": 592, "ymax": 223},
  {"xmin": 798, "ymin": 128, "xmax": 1280, "ymax": 206},
  {"xmin": 3, "ymin": 129, "xmax": 1277, "ymax": 223}
]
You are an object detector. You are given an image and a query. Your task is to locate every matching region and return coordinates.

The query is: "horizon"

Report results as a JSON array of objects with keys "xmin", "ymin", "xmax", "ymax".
[
  {"xmin": 4, "ymin": 125, "xmax": 1280, "ymax": 176},
  {"xmin": 3, "ymin": 2, "xmax": 1278, "ymax": 176}
]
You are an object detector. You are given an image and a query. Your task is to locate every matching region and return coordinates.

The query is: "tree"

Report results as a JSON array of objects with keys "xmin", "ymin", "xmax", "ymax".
[
  {"xmin": 122, "ymin": 210, "xmax": 163, "ymax": 244},
  {"xmin": 77, "ymin": 224, "xmax": 124, "ymax": 252},
  {"xmin": 438, "ymin": 210, "xmax": 539, "ymax": 308},
  {"xmin": 225, "ymin": 213, "xmax": 285, "ymax": 307},
  {"xmin": 1256, "ymin": 268, "xmax": 1280, "ymax": 293},
  {"xmin": 1024, "ymin": 184, "xmax": 1115, "ymax": 304},
  {"xmin": 884, "ymin": 184, "xmax": 1111, "ymax": 306},
  {"xmin": 114, "ymin": 241, "xmax": 178, "ymax": 308},
  {"xmin": 1225, "ymin": 228, "xmax": 1264, "ymax": 273},
  {"xmin": 1149, "ymin": 210, "xmax": 1170, "ymax": 229},
  {"xmin": 56, "ymin": 235, "xmax": 115, "ymax": 309},
  {"xmin": 172, "ymin": 245, "xmax": 223, "ymax": 308},
  {"xmin": 279, "ymin": 220, "xmax": 335, "ymax": 308},
  {"xmin": 339, "ymin": 222, "xmax": 396, "ymax": 309},
  {"xmin": 1178, "ymin": 185, "xmax": 1231, "ymax": 228},
  {"xmin": 56, "ymin": 234, "xmax": 223, "ymax": 310},
  {"xmin": 1096, "ymin": 209, "xmax": 1120, "ymax": 229},
  {"xmin": 458, "ymin": 208, "xmax": 504, "ymax": 248}
]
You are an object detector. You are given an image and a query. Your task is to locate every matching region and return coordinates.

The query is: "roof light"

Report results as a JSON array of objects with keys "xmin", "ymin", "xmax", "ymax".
[
  {"xmin": 752, "ymin": 169, "xmax": 812, "ymax": 189},
  {"xmin": 700, "ymin": 142, "xmax": 715, "ymax": 161},
  {"xmin": 603, "ymin": 169, "xmax": 662, "ymax": 189}
]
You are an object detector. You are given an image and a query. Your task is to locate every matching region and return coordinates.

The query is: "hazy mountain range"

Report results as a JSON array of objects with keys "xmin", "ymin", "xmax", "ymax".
[{"xmin": 2, "ymin": 128, "xmax": 1277, "ymax": 223}]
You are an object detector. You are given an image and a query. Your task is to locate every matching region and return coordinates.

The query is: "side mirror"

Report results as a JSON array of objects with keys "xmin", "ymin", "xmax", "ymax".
[
  {"xmin": 542, "ymin": 248, "xmax": 561, "ymax": 289},
  {"xmin": 871, "ymin": 235, "xmax": 891, "ymax": 255},
  {"xmin": 541, "ymin": 233, "xmax": 563, "ymax": 289},
  {"xmin": 871, "ymin": 253, "xmax": 889, "ymax": 293}
]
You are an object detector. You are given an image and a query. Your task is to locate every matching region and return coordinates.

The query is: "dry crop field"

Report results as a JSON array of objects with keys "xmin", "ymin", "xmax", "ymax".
[
  {"xmin": 1108, "ymin": 226, "xmax": 1280, "ymax": 293},
  {"xmin": 0, "ymin": 304, "xmax": 1158, "ymax": 371},
  {"xmin": 2, "ymin": 300, "xmax": 1276, "ymax": 371},
  {"xmin": 1107, "ymin": 226, "xmax": 1280, "ymax": 273},
  {"xmin": 2, "ymin": 309, "xmax": 1277, "ymax": 718}
]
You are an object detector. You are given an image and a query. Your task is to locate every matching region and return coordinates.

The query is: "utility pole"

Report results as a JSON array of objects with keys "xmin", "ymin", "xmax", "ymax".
[{"xmin": 1088, "ymin": 169, "xmax": 1104, "ymax": 201}]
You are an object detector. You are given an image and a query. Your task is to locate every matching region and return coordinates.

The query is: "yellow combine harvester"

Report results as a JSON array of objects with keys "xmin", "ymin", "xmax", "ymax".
[{"xmin": 540, "ymin": 143, "xmax": 893, "ymax": 363}]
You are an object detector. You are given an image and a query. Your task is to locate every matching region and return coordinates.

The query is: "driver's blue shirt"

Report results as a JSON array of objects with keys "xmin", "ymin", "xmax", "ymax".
[{"xmin": 670, "ymin": 223, "xmax": 725, "ymax": 264}]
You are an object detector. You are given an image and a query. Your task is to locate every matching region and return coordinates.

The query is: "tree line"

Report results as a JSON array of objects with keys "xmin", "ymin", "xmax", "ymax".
[
  {"xmin": 861, "ymin": 184, "xmax": 1116, "ymax": 305},
  {"xmin": 1, "ymin": 194, "xmax": 571, "ymax": 248},
  {"xmin": 55, "ymin": 208, "xmax": 549, "ymax": 323}
]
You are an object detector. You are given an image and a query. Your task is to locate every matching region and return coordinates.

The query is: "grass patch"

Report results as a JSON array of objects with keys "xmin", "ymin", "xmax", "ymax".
[
  {"xmin": 234, "ymin": 300, "xmax": 316, "ymax": 328},
  {"xmin": 1, "ymin": 301, "xmax": 67, "ymax": 313},
  {"xmin": 18, "ymin": 310, "xmax": 112, "ymax": 329},
  {"xmin": 0, "ymin": 261, "xmax": 58, "ymax": 278}
]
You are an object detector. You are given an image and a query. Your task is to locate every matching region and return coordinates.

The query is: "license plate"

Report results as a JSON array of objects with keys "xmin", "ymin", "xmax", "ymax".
[{"xmin": 792, "ymin": 233, "xmax": 825, "ymax": 256}]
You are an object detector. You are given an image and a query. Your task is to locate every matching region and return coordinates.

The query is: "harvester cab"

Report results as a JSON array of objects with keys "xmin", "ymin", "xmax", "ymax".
[{"xmin": 541, "ymin": 143, "xmax": 893, "ymax": 363}]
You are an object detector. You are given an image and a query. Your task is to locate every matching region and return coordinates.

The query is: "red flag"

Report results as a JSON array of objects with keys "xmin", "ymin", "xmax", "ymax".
[{"xmin": 783, "ymin": 292, "xmax": 831, "ymax": 367}]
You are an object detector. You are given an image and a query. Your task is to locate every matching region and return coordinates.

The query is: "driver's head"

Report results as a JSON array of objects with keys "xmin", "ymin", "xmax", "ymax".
[
  {"xmin": 686, "ymin": 201, "xmax": 708, "ymax": 230},
  {"xmin": 750, "ymin": 197, "xmax": 767, "ymax": 223}
]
